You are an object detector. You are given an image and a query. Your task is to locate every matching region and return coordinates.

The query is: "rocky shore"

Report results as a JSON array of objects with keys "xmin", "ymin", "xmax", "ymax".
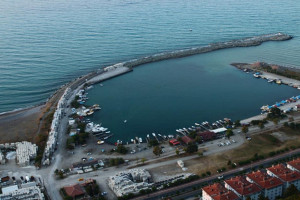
[{"xmin": 123, "ymin": 33, "xmax": 292, "ymax": 68}]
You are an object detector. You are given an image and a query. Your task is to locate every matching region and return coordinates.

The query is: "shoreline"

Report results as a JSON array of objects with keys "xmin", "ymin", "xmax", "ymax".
[
  {"xmin": 0, "ymin": 32, "xmax": 292, "ymax": 117},
  {"xmin": 0, "ymin": 32, "xmax": 293, "ymax": 144}
]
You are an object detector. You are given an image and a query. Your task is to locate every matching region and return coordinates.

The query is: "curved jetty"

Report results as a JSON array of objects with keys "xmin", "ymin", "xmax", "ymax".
[{"xmin": 122, "ymin": 33, "xmax": 292, "ymax": 68}]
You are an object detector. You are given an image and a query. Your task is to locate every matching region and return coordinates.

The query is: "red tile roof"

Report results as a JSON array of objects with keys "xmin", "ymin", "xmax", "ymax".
[
  {"xmin": 181, "ymin": 135, "xmax": 194, "ymax": 144},
  {"xmin": 197, "ymin": 131, "xmax": 216, "ymax": 141},
  {"xmin": 224, "ymin": 176, "xmax": 261, "ymax": 196},
  {"xmin": 1, "ymin": 176, "xmax": 10, "ymax": 182},
  {"xmin": 267, "ymin": 164, "xmax": 300, "ymax": 182},
  {"xmin": 169, "ymin": 139, "xmax": 180, "ymax": 145},
  {"xmin": 202, "ymin": 183, "xmax": 239, "ymax": 200},
  {"xmin": 246, "ymin": 170, "xmax": 283, "ymax": 189},
  {"xmin": 64, "ymin": 184, "xmax": 85, "ymax": 198},
  {"xmin": 287, "ymin": 158, "xmax": 300, "ymax": 171}
]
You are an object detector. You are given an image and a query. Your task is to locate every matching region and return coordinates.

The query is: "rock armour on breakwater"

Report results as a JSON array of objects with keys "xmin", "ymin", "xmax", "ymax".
[{"xmin": 122, "ymin": 33, "xmax": 292, "ymax": 68}]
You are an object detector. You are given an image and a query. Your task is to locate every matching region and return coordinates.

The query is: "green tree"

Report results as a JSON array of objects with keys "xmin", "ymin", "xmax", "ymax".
[
  {"xmin": 227, "ymin": 160, "xmax": 232, "ymax": 166},
  {"xmin": 185, "ymin": 143, "xmax": 198, "ymax": 153},
  {"xmin": 242, "ymin": 126, "xmax": 248, "ymax": 134},
  {"xmin": 116, "ymin": 145, "xmax": 128, "ymax": 154},
  {"xmin": 267, "ymin": 107, "xmax": 284, "ymax": 119},
  {"xmin": 148, "ymin": 139, "xmax": 159, "ymax": 147},
  {"xmin": 273, "ymin": 118, "xmax": 279, "ymax": 125},
  {"xmin": 58, "ymin": 171, "xmax": 64, "ymax": 179},
  {"xmin": 258, "ymin": 122, "xmax": 264, "ymax": 129},
  {"xmin": 153, "ymin": 146, "xmax": 162, "ymax": 156},
  {"xmin": 140, "ymin": 158, "xmax": 147, "ymax": 164},
  {"xmin": 234, "ymin": 120, "xmax": 241, "ymax": 127},
  {"xmin": 226, "ymin": 129, "xmax": 234, "ymax": 138},
  {"xmin": 258, "ymin": 194, "xmax": 265, "ymax": 200},
  {"xmin": 175, "ymin": 148, "xmax": 180, "ymax": 156},
  {"xmin": 284, "ymin": 184, "xmax": 299, "ymax": 198},
  {"xmin": 284, "ymin": 122, "xmax": 289, "ymax": 127},
  {"xmin": 63, "ymin": 196, "xmax": 73, "ymax": 200}
]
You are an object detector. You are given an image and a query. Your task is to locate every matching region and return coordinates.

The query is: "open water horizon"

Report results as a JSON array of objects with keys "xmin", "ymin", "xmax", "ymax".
[{"xmin": 1, "ymin": 0, "xmax": 300, "ymax": 113}]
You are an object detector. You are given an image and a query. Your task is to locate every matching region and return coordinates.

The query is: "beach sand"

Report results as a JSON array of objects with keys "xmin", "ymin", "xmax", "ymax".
[{"xmin": 0, "ymin": 106, "xmax": 43, "ymax": 143}]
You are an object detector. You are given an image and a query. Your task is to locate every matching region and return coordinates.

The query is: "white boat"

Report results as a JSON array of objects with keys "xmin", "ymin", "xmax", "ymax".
[
  {"xmin": 152, "ymin": 133, "xmax": 156, "ymax": 137},
  {"xmin": 100, "ymin": 84, "xmax": 103, "ymax": 86},
  {"xmin": 97, "ymin": 140, "xmax": 104, "ymax": 145},
  {"xmin": 87, "ymin": 110, "xmax": 94, "ymax": 116},
  {"xmin": 158, "ymin": 134, "xmax": 162, "ymax": 137},
  {"xmin": 131, "ymin": 139, "xmax": 134, "ymax": 143},
  {"xmin": 86, "ymin": 122, "xmax": 94, "ymax": 128},
  {"xmin": 93, "ymin": 106, "xmax": 101, "ymax": 110},
  {"xmin": 139, "ymin": 138, "xmax": 142, "ymax": 143},
  {"xmin": 105, "ymin": 131, "xmax": 110, "ymax": 134},
  {"xmin": 176, "ymin": 130, "xmax": 180, "ymax": 133},
  {"xmin": 92, "ymin": 125, "xmax": 108, "ymax": 133},
  {"xmin": 124, "ymin": 120, "xmax": 127, "ymax": 123},
  {"xmin": 195, "ymin": 123, "xmax": 200, "ymax": 126},
  {"xmin": 103, "ymin": 137, "xmax": 108, "ymax": 140},
  {"xmin": 268, "ymin": 79, "xmax": 274, "ymax": 83},
  {"xmin": 168, "ymin": 135, "xmax": 174, "ymax": 139},
  {"xmin": 147, "ymin": 134, "xmax": 150, "ymax": 138}
]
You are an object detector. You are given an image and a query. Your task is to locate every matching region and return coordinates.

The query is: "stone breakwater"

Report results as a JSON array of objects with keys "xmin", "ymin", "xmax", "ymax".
[{"xmin": 121, "ymin": 32, "xmax": 292, "ymax": 68}]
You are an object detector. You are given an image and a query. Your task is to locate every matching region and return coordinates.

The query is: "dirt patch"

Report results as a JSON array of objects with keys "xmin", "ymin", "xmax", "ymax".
[{"xmin": 271, "ymin": 131, "xmax": 295, "ymax": 142}]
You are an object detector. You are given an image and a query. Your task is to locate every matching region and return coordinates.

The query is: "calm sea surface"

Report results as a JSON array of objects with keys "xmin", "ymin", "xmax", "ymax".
[{"xmin": 1, "ymin": 0, "xmax": 300, "ymax": 140}]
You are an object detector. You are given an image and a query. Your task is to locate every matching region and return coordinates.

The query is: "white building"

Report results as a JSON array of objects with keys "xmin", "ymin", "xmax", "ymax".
[
  {"xmin": 43, "ymin": 87, "xmax": 70, "ymax": 165},
  {"xmin": 267, "ymin": 164, "xmax": 300, "ymax": 191},
  {"xmin": 0, "ymin": 151, "xmax": 5, "ymax": 164},
  {"xmin": 246, "ymin": 170, "xmax": 283, "ymax": 200},
  {"xmin": 108, "ymin": 169, "xmax": 152, "ymax": 197},
  {"xmin": 15, "ymin": 141, "xmax": 38, "ymax": 167},
  {"xmin": 0, "ymin": 185, "xmax": 44, "ymax": 200}
]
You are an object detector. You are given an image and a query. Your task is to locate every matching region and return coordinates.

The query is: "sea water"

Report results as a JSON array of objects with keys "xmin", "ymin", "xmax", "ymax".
[{"xmin": 0, "ymin": 0, "xmax": 300, "ymax": 141}]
